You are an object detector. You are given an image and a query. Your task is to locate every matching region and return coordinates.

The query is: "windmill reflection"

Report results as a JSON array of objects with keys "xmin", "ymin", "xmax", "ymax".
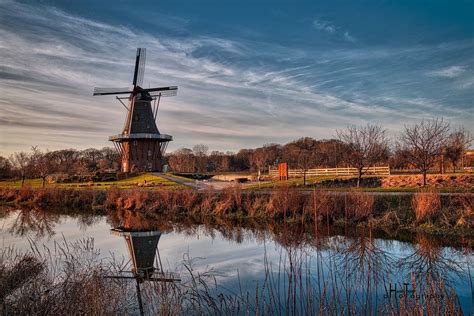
[{"xmin": 105, "ymin": 210, "xmax": 180, "ymax": 315}]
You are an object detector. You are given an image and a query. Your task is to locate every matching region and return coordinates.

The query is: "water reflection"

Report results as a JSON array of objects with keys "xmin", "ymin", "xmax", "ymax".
[
  {"xmin": 397, "ymin": 234, "xmax": 466, "ymax": 286},
  {"xmin": 0, "ymin": 207, "xmax": 472, "ymax": 314},
  {"xmin": 333, "ymin": 230, "xmax": 395, "ymax": 283},
  {"xmin": 9, "ymin": 208, "xmax": 59, "ymax": 238},
  {"xmin": 106, "ymin": 210, "xmax": 180, "ymax": 315}
]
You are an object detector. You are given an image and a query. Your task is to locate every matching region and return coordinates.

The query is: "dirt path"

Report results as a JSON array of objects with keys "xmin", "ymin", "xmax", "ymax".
[
  {"xmin": 155, "ymin": 173, "xmax": 229, "ymax": 191},
  {"xmin": 155, "ymin": 173, "xmax": 266, "ymax": 191}
]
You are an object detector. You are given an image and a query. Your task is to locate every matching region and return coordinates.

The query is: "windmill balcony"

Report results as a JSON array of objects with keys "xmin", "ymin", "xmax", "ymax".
[{"xmin": 109, "ymin": 133, "xmax": 173, "ymax": 142}]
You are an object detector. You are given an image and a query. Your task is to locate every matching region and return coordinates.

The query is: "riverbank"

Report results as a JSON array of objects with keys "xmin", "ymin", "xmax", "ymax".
[{"xmin": 0, "ymin": 186, "xmax": 472, "ymax": 237}]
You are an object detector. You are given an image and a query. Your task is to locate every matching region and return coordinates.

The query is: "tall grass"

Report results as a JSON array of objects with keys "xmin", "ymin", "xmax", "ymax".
[
  {"xmin": 0, "ymin": 187, "xmax": 472, "ymax": 232},
  {"xmin": 0, "ymin": 240, "xmax": 132, "ymax": 314},
  {"xmin": 346, "ymin": 189, "xmax": 375, "ymax": 221},
  {"xmin": 412, "ymin": 189, "xmax": 441, "ymax": 223},
  {"xmin": 0, "ymin": 235, "xmax": 467, "ymax": 315}
]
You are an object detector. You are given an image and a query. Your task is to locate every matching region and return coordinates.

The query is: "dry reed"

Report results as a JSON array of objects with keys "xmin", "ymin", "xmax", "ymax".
[
  {"xmin": 0, "ymin": 187, "xmax": 472, "ymax": 232},
  {"xmin": 345, "ymin": 190, "xmax": 375, "ymax": 221},
  {"xmin": 412, "ymin": 189, "xmax": 442, "ymax": 223},
  {"xmin": 0, "ymin": 220, "xmax": 469, "ymax": 315}
]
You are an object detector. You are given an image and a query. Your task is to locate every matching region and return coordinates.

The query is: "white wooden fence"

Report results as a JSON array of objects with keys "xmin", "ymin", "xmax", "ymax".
[{"xmin": 269, "ymin": 166, "xmax": 390, "ymax": 178}]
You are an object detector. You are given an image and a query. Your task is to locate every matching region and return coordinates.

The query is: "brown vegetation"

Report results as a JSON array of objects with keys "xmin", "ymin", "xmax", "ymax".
[
  {"xmin": 382, "ymin": 174, "xmax": 474, "ymax": 189},
  {"xmin": 0, "ymin": 240, "xmax": 129, "ymax": 315},
  {"xmin": 345, "ymin": 190, "xmax": 375, "ymax": 220},
  {"xmin": 412, "ymin": 189, "xmax": 442, "ymax": 223},
  {"xmin": 0, "ymin": 187, "xmax": 472, "ymax": 234},
  {"xmin": 0, "ymin": 234, "xmax": 466, "ymax": 315}
]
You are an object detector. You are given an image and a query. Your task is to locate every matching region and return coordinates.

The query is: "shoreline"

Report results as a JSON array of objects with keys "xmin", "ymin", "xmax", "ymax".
[{"xmin": 0, "ymin": 187, "xmax": 472, "ymax": 238}]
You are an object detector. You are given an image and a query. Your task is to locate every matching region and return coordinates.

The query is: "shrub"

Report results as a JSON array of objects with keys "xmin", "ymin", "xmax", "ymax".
[
  {"xmin": 345, "ymin": 190, "xmax": 375, "ymax": 221},
  {"xmin": 105, "ymin": 187, "xmax": 121, "ymax": 209},
  {"xmin": 412, "ymin": 189, "xmax": 441, "ymax": 223},
  {"xmin": 267, "ymin": 185, "xmax": 306, "ymax": 219},
  {"xmin": 310, "ymin": 190, "xmax": 333, "ymax": 223},
  {"xmin": 454, "ymin": 194, "xmax": 473, "ymax": 228}
]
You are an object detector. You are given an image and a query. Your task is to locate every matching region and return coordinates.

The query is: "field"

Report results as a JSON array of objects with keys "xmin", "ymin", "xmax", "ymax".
[
  {"xmin": 0, "ymin": 174, "xmax": 186, "ymax": 190},
  {"xmin": 1, "ymin": 172, "xmax": 473, "ymax": 193}
]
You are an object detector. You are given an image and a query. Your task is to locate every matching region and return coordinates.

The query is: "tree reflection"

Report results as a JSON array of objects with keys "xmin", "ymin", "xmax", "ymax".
[
  {"xmin": 329, "ymin": 229, "xmax": 395, "ymax": 314},
  {"xmin": 9, "ymin": 208, "xmax": 59, "ymax": 238},
  {"xmin": 333, "ymin": 229, "xmax": 394, "ymax": 283},
  {"xmin": 397, "ymin": 234, "xmax": 466, "ymax": 287}
]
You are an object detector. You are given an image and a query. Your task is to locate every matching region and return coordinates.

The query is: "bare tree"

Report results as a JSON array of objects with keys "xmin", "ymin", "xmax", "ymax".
[
  {"xmin": 168, "ymin": 148, "xmax": 196, "ymax": 172},
  {"xmin": 297, "ymin": 148, "xmax": 313, "ymax": 186},
  {"xmin": 193, "ymin": 144, "xmax": 209, "ymax": 173},
  {"xmin": 0, "ymin": 156, "xmax": 13, "ymax": 179},
  {"xmin": 337, "ymin": 124, "xmax": 389, "ymax": 187},
  {"xmin": 49, "ymin": 149, "xmax": 78, "ymax": 174},
  {"xmin": 445, "ymin": 127, "xmax": 472, "ymax": 172},
  {"xmin": 284, "ymin": 138, "xmax": 321, "ymax": 186},
  {"xmin": 9, "ymin": 152, "xmax": 31, "ymax": 187},
  {"xmin": 398, "ymin": 118, "xmax": 450, "ymax": 186},
  {"xmin": 31, "ymin": 147, "xmax": 53, "ymax": 188},
  {"xmin": 249, "ymin": 148, "xmax": 267, "ymax": 180},
  {"xmin": 220, "ymin": 154, "xmax": 231, "ymax": 172}
]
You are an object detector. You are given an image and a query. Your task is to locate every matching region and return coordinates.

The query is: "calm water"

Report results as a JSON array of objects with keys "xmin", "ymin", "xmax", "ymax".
[{"xmin": 1, "ymin": 208, "xmax": 473, "ymax": 314}]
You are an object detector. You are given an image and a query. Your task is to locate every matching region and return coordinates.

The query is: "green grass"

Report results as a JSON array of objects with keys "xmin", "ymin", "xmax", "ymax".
[
  {"xmin": 245, "ymin": 175, "xmax": 352, "ymax": 190},
  {"xmin": 0, "ymin": 178, "xmax": 44, "ymax": 189},
  {"xmin": 0, "ymin": 174, "xmax": 186, "ymax": 190}
]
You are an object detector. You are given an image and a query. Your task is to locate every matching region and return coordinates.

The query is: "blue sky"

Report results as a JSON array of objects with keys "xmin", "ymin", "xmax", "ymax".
[{"xmin": 1, "ymin": 0, "xmax": 473, "ymax": 155}]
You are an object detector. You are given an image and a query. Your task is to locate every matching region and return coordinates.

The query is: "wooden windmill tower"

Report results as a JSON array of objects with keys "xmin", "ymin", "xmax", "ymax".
[{"xmin": 93, "ymin": 48, "xmax": 177, "ymax": 173}]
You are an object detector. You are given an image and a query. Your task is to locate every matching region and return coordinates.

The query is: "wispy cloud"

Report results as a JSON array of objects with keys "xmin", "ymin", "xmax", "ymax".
[
  {"xmin": 427, "ymin": 65, "xmax": 466, "ymax": 78},
  {"xmin": 0, "ymin": 1, "xmax": 472, "ymax": 155},
  {"xmin": 312, "ymin": 18, "xmax": 356, "ymax": 43},
  {"xmin": 343, "ymin": 32, "xmax": 356, "ymax": 43},
  {"xmin": 312, "ymin": 19, "xmax": 336, "ymax": 33}
]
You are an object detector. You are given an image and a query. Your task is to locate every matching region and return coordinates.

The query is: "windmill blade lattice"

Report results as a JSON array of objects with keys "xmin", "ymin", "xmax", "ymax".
[
  {"xmin": 93, "ymin": 87, "xmax": 131, "ymax": 96},
  {"xmin": 149, "ymin": 90, "xmax": 178, "ymax": 97}
]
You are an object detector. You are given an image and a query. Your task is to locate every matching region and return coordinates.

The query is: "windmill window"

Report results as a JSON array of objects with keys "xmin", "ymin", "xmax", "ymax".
[{"xmin": 148, "ymin": 150, "xmax": 152, "ymax": 157}]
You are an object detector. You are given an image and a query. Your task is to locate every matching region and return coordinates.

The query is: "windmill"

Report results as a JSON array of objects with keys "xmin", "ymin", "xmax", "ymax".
[{"xmin": 93, "ymin": 48, "xmax": 177, "ymax": 173}]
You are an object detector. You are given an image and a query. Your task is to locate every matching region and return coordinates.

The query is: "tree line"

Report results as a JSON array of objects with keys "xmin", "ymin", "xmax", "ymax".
[
  {"xmin": 1, "ymin": 118, "xmax": 471, "ymax": 187},
  {"xmin": 1, "ymin": 147, "xmax": 120, "ymax": 187},
  {"xmin": 168, "ymin": 118, "xmax": 471, "ymax": 186}
]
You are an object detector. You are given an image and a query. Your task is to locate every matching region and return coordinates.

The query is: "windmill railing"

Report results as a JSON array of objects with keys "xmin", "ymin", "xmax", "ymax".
[
  {"xmin": 269, "ymin": 165, "xmax": 391, "ymax": 178},
  {"xmin": 109, "ymin": 133, "xmax": 173, "ymax": 142}
]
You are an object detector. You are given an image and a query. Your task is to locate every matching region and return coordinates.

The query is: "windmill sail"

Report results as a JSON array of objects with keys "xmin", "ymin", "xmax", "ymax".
[
  {"xmin": 93, "ymin": 87, "xmax": 131, "ymax": 96},
  {"xmin": 133, "ymin": 48, "xmax": 146, "ymax": 87}
]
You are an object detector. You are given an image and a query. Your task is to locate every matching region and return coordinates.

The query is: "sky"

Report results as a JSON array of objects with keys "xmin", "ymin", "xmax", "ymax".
[{"xmin": 1, "ymin": 0, "xmax": 473, "ymax": 155}]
